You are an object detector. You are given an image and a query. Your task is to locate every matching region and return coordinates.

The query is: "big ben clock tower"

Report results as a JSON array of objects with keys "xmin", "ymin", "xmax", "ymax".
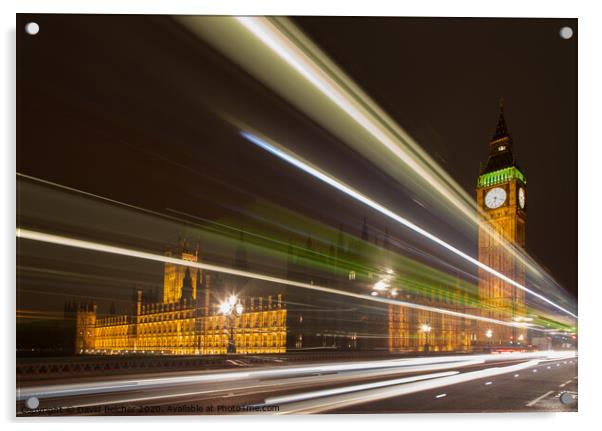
[{"xmin": 476, "ymin": 99, "xmax": 527, "ymax": 346}]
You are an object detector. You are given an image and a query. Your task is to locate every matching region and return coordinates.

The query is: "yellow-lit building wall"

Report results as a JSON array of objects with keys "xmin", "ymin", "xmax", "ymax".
[
  {"xmin": 77, "ymin": 296, "xmax": 286, "ymax": 356},
  {"xmin": 388, "ymin": 295, "xmax": 472, "ymax": 353}
]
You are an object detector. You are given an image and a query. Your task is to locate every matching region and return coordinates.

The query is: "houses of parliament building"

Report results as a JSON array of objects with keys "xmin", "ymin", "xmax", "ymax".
[
  {"xmin": 70, "ymin": 101, "xmax": 529, "ymax": 356},
  {"xmin": 69, "ymin": 246, "xmax": 288, "ymax": 355}
]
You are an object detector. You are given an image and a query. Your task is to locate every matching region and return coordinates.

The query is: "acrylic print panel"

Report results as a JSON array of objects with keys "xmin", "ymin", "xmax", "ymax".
[{"xmin": 16, "ymin": 15, "xmax": 578, "ymax": 415}]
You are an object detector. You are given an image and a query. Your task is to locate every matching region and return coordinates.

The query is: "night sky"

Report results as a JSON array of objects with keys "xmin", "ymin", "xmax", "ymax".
[
  {"xmin": 17, "ymin": 15, "xmax": 577, "ymax": 299},
  {"xmin": 294, "ymin": 17, "xmax": 578, "ymax": 295}
]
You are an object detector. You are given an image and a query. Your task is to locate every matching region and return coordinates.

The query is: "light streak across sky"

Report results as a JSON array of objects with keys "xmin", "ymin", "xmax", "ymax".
[
  {"xmin": 239, "ymin": 131, "xmax": 577, "ymax": 320},
  {"xmin": 16, "ymin": 228, "xmax": 550, "ymax": 332},
  {"xmin": 16, "ymin": 173, "xmax": 504, "ymax": 324},
  {"xmin": 222, "ymin": 17, "xmax": 546, "ymax": 280},
  {"xmin": 232, "ymin": 16, "xmax": 470, "ymax": 217},
  {"xmin": 175, "ymin": 16, "xmax": 573, "ymax": 310}
]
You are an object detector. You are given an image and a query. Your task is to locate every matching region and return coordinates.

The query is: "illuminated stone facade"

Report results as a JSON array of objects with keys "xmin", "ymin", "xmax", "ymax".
[
  {"xmin": 388, "ymin": 101, "xmax": 527, "ymax": 352},
  {"xmin": 475, "ymin": 100, "xmax": 527, "ymax": 346},
  {"xmin": 387, "ymin": 282, "xmax": 474, "ymax": 353},
  {"xmin": 74, "ymin": 103, "xmax": 528, "ymax": 356},
  {"xmin": 163, "ymin": 248, "xmax": 200, "ymax": 303},
  {"xmin": 75, "ymin": 245, "xmax": 286, "ymax": 355}
]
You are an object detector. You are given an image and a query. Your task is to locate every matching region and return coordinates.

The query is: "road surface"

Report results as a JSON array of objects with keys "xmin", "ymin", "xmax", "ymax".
[{"xmin": 17, "ymin": 350, "xmax": 577, "ymax": 415}]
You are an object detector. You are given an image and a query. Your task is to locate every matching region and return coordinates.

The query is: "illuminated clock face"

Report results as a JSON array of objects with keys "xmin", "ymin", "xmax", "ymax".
[
  {"xmin": 484, "ymin": 187, "xmax": 507, "ymax": 209},
  {"xmin": 518, "ymin": 187, "xmax": 526, "ymax": 209}
]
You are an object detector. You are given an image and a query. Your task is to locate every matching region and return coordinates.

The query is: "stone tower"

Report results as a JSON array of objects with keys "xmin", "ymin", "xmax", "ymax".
[
  {"xmin": 163, "ymin": 239, "xmax": 200, "ymax": 303},
  {"xmin": 476, "ymin": 99, "xmax": 527, "ymax": 346},
  {"xmin": 74, "ymin": 302, "xmax": 97, "ymax": 354}
]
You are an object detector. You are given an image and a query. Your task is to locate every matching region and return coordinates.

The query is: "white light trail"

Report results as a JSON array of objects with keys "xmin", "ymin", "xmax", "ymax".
[
  {"xmin": 16, "ymin": 228, "xmax": 544, "ymax": 333},
  {"xmin": 38, "ymin": 362, "xmax": 476, "ymax": 410},
  {"xmin": 228, "ymin": 17, "xmax": 547, "ymax": 283},
  {"xmin": 18, "ymin": 350, "xmax": 574, "ymax": 401},
  {"xmin": 240, "ymin": 131, "xmax": 577, "ymax": 320},
  {"xmin": 17, "ymin": 354, "xmax": 482, "ymax": 400},
  {"xmin": 233, "ymin": 17, "xmax": 469, "ymax": 220},
  {"xmin": 271, "ymin": 359, "xmax": 554, "ymax": 414},
  {"xmin": 263, "ymin": 371, "xmax": 460, "ymax": 405}
]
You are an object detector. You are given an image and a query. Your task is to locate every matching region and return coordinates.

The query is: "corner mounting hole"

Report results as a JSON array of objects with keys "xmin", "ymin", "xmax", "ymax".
[
  {"xmin": 25, "ymin": 22, "xmax": 39, "ymax": 35},
  {"xmin": 559, "ymin": 392, "xmax": 575, "ymax": 405},
  {"xmin": 26, "ymin": 396, "xmax": 39, "ymax": 409},
  {"xmin": 559, "ymin": 26, "xmax": 573, "ymax": 40}
]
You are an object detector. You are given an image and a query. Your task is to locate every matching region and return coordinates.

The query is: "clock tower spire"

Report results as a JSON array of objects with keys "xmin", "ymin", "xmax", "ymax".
[
  {"xmin": 481, "ymin": 97, "xmax": 519, "ymax": 175},
  {"xmin": 492, "ymin": 97, "xmax": 509, "ymax": 141},
  {"xmin": 476, "ymin": 99, "xmax": 528, "ymax": 347}
]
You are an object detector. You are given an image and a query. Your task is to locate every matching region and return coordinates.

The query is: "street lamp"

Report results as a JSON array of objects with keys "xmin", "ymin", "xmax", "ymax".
[
  {"xmin": 220, "ymin": 295, "xmax": 244, "ymax": 354},
  {"xmin": 373, "ymin": 280, "xmax": 390, "ymax": 292},
  {"xmin": 485, "ymin": 329, "xmax": 493, "ymax": 341},
  {"xmin": 420, "ymin": 324, "xmax": 431, "ymax": 352}
]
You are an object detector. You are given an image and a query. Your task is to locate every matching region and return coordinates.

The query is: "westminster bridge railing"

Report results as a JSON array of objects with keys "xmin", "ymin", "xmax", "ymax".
[{"xmin": 16, "ymin": 350, "xmax": 448, "ymax": 380}]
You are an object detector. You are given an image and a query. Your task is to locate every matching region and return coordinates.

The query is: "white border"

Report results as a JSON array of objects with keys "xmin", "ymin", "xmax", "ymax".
[{"xmin": 3, "ymin": 0, "xmax": 601, "ymax": 429}]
